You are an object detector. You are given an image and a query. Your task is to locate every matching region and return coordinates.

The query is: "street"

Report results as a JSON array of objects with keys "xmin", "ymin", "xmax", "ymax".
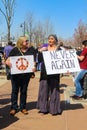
[{"xmin": 0, "ymin": 72, "xmax": 87, "ymax": 130}]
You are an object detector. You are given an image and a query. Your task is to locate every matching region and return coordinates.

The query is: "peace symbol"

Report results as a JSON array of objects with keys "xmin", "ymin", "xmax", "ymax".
[{"xmin": 16, "ymin": 57, "xmax": 29, "ymax": 70}]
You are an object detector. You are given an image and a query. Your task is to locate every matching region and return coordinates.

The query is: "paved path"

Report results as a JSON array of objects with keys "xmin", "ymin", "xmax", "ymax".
[{"xmin": 0, "ymin": 72, "xmax": 87, "ymax": 130}]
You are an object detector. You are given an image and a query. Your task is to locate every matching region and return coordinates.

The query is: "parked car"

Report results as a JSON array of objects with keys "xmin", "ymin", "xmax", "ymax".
[
  {"xmin": 0, "ymin": 47, "xmax": 4, "ymax": 54},
  {"xmin": 0, "ymin": 47, "xmax": 4, "ymax": 69},
  {"xmin": 0, "ymin": 55, "xmax": 2, "ymax": 69}
]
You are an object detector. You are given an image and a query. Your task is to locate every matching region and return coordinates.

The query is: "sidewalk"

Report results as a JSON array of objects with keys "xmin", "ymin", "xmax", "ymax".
[{"xmin": 0, "ymin": 72, "xmax": 87, "ymax": 130}]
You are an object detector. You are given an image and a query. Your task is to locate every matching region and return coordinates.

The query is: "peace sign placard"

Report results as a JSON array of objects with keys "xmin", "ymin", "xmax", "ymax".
[{"xmin": 10, "ymin": 55, "xmax": 34, "ymax": 74}]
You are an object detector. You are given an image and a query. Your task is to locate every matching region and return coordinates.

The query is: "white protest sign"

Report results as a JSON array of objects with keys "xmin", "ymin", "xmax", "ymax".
[
  {"xmin": 10, "ymin": 55, "xmax": 34, "ymax": 74},
  {"xmin": 42, "ymin": 49, "xmax": 80, "ymax": 75}
]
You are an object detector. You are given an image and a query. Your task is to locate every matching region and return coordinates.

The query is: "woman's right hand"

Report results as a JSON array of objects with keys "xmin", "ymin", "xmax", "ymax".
[
  {"xmin": 38, "ymin": 47, "xmax": 47, "ymax": 52},
  {"xmin": 5, "ymin": 58, "xmax": 12, "ymax": 68}
]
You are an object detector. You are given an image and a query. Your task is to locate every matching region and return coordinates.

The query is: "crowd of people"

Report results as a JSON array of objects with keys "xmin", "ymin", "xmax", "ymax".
[{"xmin": 1, "ymin": 34, "xmax": 87, "ymax": 116}]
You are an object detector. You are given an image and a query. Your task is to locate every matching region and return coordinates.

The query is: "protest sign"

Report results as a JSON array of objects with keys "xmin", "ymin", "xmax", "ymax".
[
  {"xmin": 10, "ymin": 55, "xmax": 34, "ymax": 74},
  {"xmin": 42, "ymin": 49, "xmax": 80, "ymax": 75}
]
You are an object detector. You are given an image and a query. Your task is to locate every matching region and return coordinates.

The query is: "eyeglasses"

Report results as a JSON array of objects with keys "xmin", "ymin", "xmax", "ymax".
[{"xmin": 24, "ymin": 40, "xmax": 29, "ymax": 43}]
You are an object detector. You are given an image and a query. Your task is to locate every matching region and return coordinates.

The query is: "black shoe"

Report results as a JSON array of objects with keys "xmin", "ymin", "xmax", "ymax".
[
  {"xmin": 71, "ymin": 95, "xmax": 82, "ymax": 100},
  {"xmin": 52, "ymin": 113, "xmax": 61, "ymax": 116},
  {"xmin": 82, "ymin": 95, "xmax": 87, "ymax": 99},
  {"xmin": 38, "ymin": 111, "xmax": 49, "ymax": 114},
  {"xmin": 52, "ymin": 111, "xmax": 62, "ymax": 116},
  {"xmin": 70, "ymin": 95, "xmax": 77, "ymax": 98}
]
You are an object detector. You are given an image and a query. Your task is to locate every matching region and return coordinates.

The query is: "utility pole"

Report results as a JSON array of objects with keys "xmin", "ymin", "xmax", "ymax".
[
  {"xmin": 20, "ymin": 21, "xmax": 26, "ymax": 36},
  {"xmin": 24, "ymin": 21, "xmax": 25, "ymax": 36}
]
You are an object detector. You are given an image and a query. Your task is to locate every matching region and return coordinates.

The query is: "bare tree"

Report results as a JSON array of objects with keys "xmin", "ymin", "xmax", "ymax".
[
  {"xmin": 34, "ymin": 21, "xmax": 44, "ymax": 44},
  {"xmin": 43, "ymin": 18, "xmax": 54, "ymax": 42},
  {"xmin": 25, "ymin": 12, "xmax": 54, "ymax": 47},
  {"xmin": 25, "ymin": 11, "xmax": 35, "ymax": 44},
  {"xmin": 73, "ymin": 20, "xmax": 87, "ymax": 47},
  {"xmin": 0, "ymin": 0, "xmax": 16, "ymax": 43},
  {"xmin": 33, "ymin": 19, "xmax": 54, "ymax": 45}
]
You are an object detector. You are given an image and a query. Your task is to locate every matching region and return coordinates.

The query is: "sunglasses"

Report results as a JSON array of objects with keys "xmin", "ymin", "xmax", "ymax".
[{"xmin": 25, "ymin": 40, "xmax": 29, "ymax": 42}]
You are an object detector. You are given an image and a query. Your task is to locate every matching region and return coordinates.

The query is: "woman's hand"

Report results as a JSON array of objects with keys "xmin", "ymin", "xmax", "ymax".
[
  {"xmin": 38, "ymin": 47, "xmax": 47, "ymax": 52},
  {"xmin": 32, "ymin": 62, "xmax": 37, "ymax": 72},
  {"xmin": 32, "ymin": 66, "xmax": 37, "ymax": 72},
  {"xmin": 5, "ymin": 58, "xmax": 12, "ymax": 68},
  {"xmin": 66, "ymin": 70, "xmax": 71, "ymax": 75}
]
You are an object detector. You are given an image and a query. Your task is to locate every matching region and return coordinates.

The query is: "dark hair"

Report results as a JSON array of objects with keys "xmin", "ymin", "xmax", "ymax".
[
  {"xmin": 82, "ymin": 40, "xmax": 87, "ymax": 46},
  {"xmin": 8, "ymin": 41, "xmax": 13, "ymax": 45},
  {"xmin": 48, "ymin": 34, "xmax": 58, "ymax": 42},
  {"xmin": 59, "ymin": 42, "xmax": 63, "ymax": 46}
]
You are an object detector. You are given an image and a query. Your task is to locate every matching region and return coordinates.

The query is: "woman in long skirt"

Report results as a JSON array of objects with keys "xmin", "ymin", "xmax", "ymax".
[{"xmin": 37, "ymin": 34, "xmax": 62, "ymax": 115}]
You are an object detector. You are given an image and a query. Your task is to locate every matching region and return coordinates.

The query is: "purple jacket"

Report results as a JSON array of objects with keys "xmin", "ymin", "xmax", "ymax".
[{"xmin": 4, "ymin": 45, "xmax": 13, "ymax": 58}]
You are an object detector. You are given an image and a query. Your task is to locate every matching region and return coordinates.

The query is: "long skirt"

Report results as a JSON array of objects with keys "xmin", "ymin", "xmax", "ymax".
[{"xmin": 37, "ymin": 78, "xmax": 61, "ymax": 115}]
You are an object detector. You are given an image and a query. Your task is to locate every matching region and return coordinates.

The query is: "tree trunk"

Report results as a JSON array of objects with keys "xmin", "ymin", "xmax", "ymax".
[{"xmin": 8, "ymin": 25, "xmax": 10, "ymax": 43}]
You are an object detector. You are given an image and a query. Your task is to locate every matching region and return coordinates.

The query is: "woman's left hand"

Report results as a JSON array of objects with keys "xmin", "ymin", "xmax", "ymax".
[{"xmin": 32, "ymin": 67, "xmax": 37, "ymax": 72}]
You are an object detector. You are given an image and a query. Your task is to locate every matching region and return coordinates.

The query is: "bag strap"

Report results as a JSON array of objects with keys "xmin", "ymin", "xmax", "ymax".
[{"xmin": 18, "ymin": 48, "xmax": 24, "ymax": 56}]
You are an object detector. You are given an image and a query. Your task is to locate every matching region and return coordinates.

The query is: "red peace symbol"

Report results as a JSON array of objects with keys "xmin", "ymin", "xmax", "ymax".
[{"xmin": 16, "ymin": 57, "xmax": 29, "ymax": 70}]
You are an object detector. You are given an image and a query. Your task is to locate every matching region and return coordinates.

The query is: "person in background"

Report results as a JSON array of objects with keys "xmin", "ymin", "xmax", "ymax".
[
  {"xmin": 58, "ymin": 41, "xmax": 65, "ymax": 50},
  {"xmin": 35, "ymin": 43, "xmax": 42, "ymax": 71},
  {"xmin": 35, "ymin": 43, "xmax": 48, "ymax": 71},
  {"xmin": 76, "ymin": 47, "xmax": 82, "ymax": 56},
  {"xmin": 72, "ymin": 47, "xmax": 82, "ymax": 81},
  {"xmin": 5, "ymin": 36, "xmax": 36, "ymax": 116},
  {"xmin": 37, "ymin": 34, "xmax": 62, "ymax": 115},
  {"xmin": 3, "ymin": 41, "xmax": 13, "ymax": 80},
  {"xmin": 71, "ymin": 40, "xmax": 87, "ymax": 100}
]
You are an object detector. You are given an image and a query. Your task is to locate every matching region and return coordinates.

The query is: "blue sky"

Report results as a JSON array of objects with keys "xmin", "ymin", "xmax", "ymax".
[{"xmin": 0, "ymin": 0, "xmax": 87, "ymax": 40}]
